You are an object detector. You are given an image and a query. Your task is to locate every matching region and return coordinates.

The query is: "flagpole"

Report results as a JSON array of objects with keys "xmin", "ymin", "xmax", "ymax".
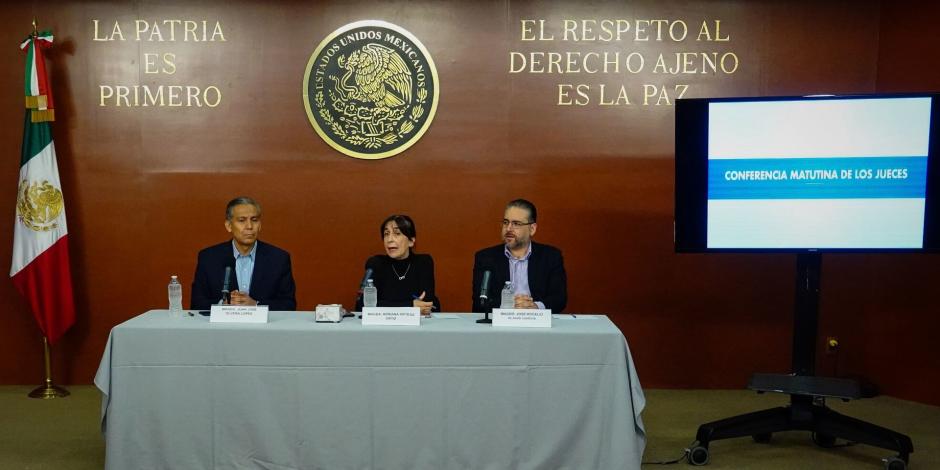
[
  {"xmin": 28, "ymin": 336, "xmax": 70, "ymax": 399},
  {"xmin": 16, "ymin": 22, "xmax": 75, "ymax": 386}
]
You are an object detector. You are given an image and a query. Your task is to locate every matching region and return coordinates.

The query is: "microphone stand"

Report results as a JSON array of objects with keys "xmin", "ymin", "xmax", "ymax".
[
  {"xmin": 356, "ymin": 290, "xmax": 364, "ymax": 319},
  {"xmin": 476, "ymin": 295, "xmax": 492, "ymax": 324}
]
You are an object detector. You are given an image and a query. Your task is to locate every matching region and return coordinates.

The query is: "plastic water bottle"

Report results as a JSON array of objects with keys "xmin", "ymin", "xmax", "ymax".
[
  {"xmin": 168, "ymin": 275, "xmax": 183, "ymax": 317},
  {"xmin": 500, "ymin": 281, "xmax": 514, "ymax": 309},
  {"xmin": 363, "ymin": 279, "xmax": 378, "ymax": 308}
]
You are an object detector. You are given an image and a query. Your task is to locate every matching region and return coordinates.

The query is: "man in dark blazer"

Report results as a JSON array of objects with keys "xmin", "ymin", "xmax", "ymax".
[
  {"xmin": 190, "ymin": 197, "xmax": 296, "ymax": 311},
  {"xmin": 472, "ymin": 199, "xmax": 567, "ymax": 313}
]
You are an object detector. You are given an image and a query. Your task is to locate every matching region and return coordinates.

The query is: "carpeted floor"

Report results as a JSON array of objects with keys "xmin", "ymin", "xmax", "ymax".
[
  {"xmin": 642, "ymin": 389, "xmax": 938, "ymax": 469},
  {"xmin": 0, "ymin": 385, "xmax": 105, "ymax": 469},
  {"xmin": 0, "ymin": 386, "xmax": 935, "ymax": 469}
]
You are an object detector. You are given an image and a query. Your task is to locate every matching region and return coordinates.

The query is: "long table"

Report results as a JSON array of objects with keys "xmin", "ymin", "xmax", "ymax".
[{"xmin": 95, "ymin": 311, "xmax": 646, "ymax": 470}]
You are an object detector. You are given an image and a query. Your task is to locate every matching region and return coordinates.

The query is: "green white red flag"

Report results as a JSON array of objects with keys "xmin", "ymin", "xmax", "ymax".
[{"xmin": 11, "ymin": 29, "xmax": 75, "ymax": 344}]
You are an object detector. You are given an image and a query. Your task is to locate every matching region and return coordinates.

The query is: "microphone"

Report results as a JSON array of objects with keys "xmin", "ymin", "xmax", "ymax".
[
  {"xmin": 477, "ymin": 270, "xmax": 493, "ymax": 324},
  {"xmin": 220, "ymin": 266, "xmax": 232, "ymax": 304},
  {"xmin": 359, "ymin": 268, "xmax": 374, "ymax": 292},
  {"xmin": 479, "ymin": 270, "xmax": 492, "ymax": 302},
  {"xmin": 353, "ymin": 267, "xmax": 374, "ymax": 318}
]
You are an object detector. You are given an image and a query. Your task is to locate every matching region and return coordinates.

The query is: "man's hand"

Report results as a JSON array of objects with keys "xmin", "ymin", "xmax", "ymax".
[
  {"xmin": 514, "ymin": 294, "xmax": 537, "ymax": 309},
  {"xmin": 230, "ymin": 290, "xmax": 258, "ymax": 306}
]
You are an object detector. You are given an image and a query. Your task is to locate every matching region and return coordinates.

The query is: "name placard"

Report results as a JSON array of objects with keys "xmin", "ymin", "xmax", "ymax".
[
  {"xmin": 210, "ymin": 305, "xmax": 269, "ymax": 323},
  {"xmin": 492, "ymin": 308, "xmax": 552, "ymax": 328},
  {"xmin": 361, "ymin": 307, "xmax": 420, "ymax": 326}
]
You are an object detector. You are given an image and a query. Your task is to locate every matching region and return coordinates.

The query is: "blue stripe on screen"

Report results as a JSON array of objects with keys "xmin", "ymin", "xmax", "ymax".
[{"xmin": 707, "ymin": 156, "xmax": 928, "ymax": 199}]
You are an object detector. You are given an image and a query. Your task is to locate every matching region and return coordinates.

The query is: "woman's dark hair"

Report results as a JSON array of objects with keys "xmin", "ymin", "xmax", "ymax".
[{"xmin": 380, "ymin": 214, "xmax": 417, "ymax": 240}]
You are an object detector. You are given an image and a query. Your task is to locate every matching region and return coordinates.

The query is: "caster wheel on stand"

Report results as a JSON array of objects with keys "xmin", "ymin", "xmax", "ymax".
[{"xmin": 687, "ymin": 442, "xmax": 710, "ymax": 466}]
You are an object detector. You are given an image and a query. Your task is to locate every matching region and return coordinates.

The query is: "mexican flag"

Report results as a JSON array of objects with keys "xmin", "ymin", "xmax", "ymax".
[{"xmin": 11, "ymin": 29, "xmax": 75, "ymax": 345}]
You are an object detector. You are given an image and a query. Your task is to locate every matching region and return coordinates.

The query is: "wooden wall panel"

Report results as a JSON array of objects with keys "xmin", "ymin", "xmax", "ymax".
[
  {"xmin": 813, "ymin": 1, "xmax": 940, "ymax": 406},
  {"xmin": 0, "ymin": 0, "xmax": 936, "ymax": 406}
]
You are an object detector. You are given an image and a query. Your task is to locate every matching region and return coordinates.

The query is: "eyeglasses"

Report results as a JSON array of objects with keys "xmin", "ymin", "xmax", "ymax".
[{"xmin": 502, "ymin": 219, "xmax": 534, "ymax": 229}]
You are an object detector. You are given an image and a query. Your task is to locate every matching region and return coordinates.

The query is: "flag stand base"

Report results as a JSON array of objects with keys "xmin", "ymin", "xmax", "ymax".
[
  {"xmin": 27, "ymin": 336, "xmax": 69, "ymax": 399},
  {"xmin": 28, "ymin": 381, "xmax": 70, "ymax": 399}
]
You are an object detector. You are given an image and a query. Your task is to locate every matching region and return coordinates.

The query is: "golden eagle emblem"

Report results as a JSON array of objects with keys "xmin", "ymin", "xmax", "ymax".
[
  {"xmin": 16, "ymin": 179, "xmax": 64, "ymax": 232},
  {"xmin": 303, "ymin": 21, "xmax": 439, "ymax": 160},
  {"xmin": 337, "ymin": 43, "xmax": 412, "ymax": 109}
]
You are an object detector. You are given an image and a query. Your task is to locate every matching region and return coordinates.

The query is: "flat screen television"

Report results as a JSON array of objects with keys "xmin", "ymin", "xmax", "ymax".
[{"xmin": 675, "ymin": 93, "xmax": 940, "ymax": 252}]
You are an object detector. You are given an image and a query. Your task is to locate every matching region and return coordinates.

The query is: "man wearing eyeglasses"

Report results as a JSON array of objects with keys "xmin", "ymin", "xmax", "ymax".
[{"xmin": 472, "ymin": 199, "xmax": 568, "ymax": 313}]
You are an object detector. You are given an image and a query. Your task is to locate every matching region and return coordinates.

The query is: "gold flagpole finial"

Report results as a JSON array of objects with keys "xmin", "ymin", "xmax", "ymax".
[{"xmin": 32, "ymin": 18, "xmax": 38, "ymax": 36}]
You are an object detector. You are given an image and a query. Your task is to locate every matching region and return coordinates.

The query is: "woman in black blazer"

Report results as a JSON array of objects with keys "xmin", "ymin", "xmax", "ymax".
[{"xmin": 355, "ymin": 214, "xmax": 441, "ymax": 315}]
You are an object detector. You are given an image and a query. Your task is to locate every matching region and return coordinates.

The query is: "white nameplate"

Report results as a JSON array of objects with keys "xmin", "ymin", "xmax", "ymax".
[
  {"xmin": 492, "ymin": 308, "xmax": 552, "ymax": 328},
  {"xmin": 210, "ymin": 305, "xmax": 269, "ymax": 323},
  {"xmin": 362, "ymin": 307, "xmax": 420, "ymax": 326}
]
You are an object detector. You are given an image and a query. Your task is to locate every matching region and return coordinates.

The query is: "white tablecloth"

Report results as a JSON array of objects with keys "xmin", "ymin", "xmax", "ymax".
[{"xmin": 95, "ymin": 311, "xmax": 645, "ymax": 470}]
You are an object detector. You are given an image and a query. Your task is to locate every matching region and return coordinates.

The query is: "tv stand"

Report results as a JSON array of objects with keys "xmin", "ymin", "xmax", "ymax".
[{"xmin": 687, "ymin": 254, "xmax": 913, "ymax": 470}]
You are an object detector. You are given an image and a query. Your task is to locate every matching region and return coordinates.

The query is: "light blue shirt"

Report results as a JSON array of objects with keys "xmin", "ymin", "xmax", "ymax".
[
  {"xmin": 232, "ymin": 241, "xmax": 257, "ymax": 294},
  {"xmin": 504, "ymin": 243, "xmax": 545, "ymax": 310}
]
